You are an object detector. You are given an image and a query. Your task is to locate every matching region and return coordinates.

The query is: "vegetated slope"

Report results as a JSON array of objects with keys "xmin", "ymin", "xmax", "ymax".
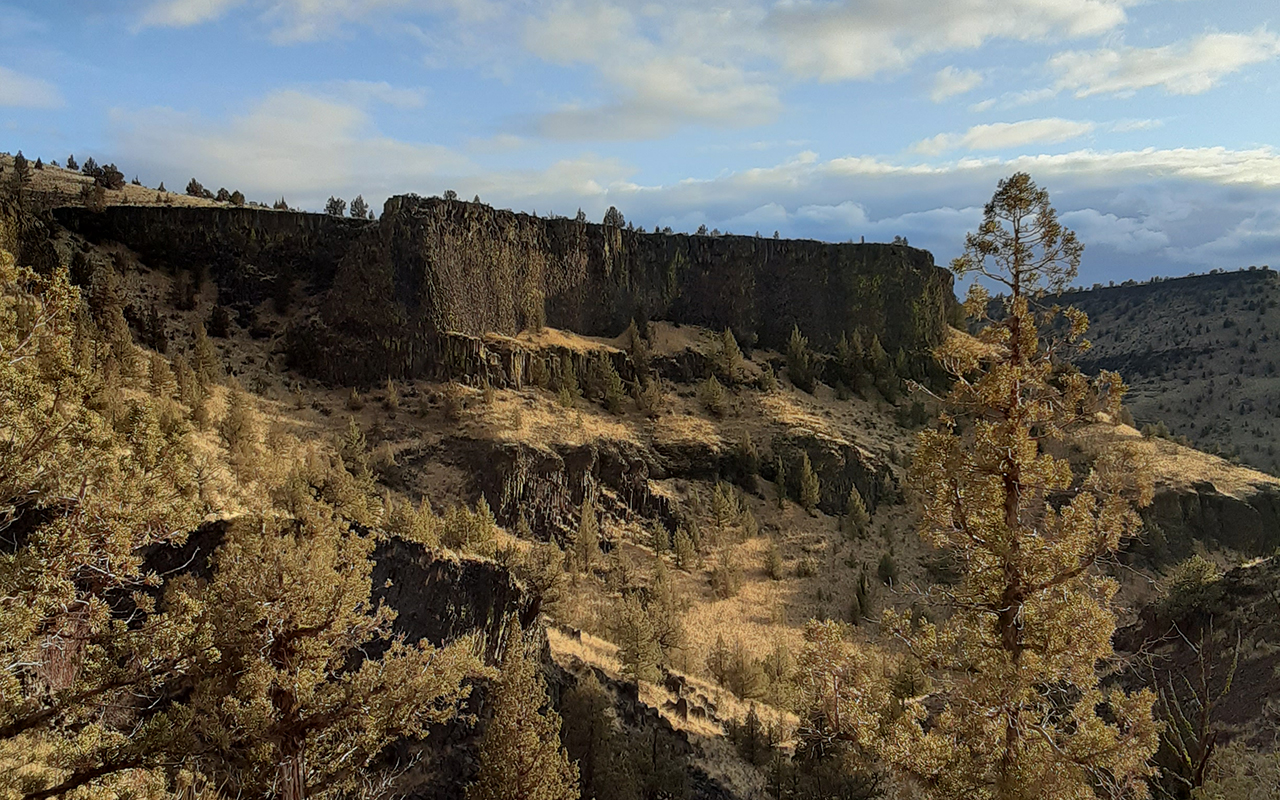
[
  {"xmin": 1054, "ymin": 268, "xmax": 1280, "ymax": 475},
  {"xmin": 11, "ymin": 180, "xmax": 1280, "ymax": 797}
]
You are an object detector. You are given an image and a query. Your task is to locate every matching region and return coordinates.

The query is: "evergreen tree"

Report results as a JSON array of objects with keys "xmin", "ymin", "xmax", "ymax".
[
  {"xmin": 603, "ymin": 206, "xmax": 625, "ymax": 227},
  {"xmin": 229, "ymin": 189, "xmax": 245, "ymax": 206},
  {"xmin": 66, "ymin": 154, "xmax": 78, "ymax": 171},
  {"xmin": 717, "ymin": 327, "xmax": 743, "ymax": 380},
  {"xmin": 844, "ymin": 485, "xmax": 870, "ymax": 538},
  {"xmin": 468, "ymin": 641, "xmax": 579, "ymax": 800},
  {"xmin": 0, "ymin": 246, "xmax": 204, "ymax": 796},
  {"xmin": 177, "ymin": 508, "xmax": 483, "ymax": 799},
  {"xmin": 191, "ymin": 321, "xmax": 220, "ymax": 387},
  {"xmin": 185, "ymin": 177, "xmax": 205, "ymax": 197},
  {"xmin": 324, "ymin": 196, "xmax": 346, "ymax": 216},
  {"xmin": 349, "ymin": 195, "xmax": 368, "ymax": 219},
  {"xmin": 561, "ymin": 670, "xmax": 639, "ymax": 800},
  {"xmin": 797, "ymin": 452, "xmax": 820, "ymax": 513},
  {"xmin": 646, "ymin": 560, "xmax": 688, "ymax": 664},
  {"xmin": 613, "ymin": 593, "xmax": 662, "ymax": 683},
  {"xmin": 883, "ymin": 173, "xmax": 1158, "ymax": 799},
  {"xmin": 217, "ymin": 186, "xmax": 233, "ymax": 202},
  {"xmin": 787, "ymin": 325, "xmax": 818, "ymax": 393},
  {"xmin": 569, "ymin": 500, "xmax": 599, "ymax": 572}
]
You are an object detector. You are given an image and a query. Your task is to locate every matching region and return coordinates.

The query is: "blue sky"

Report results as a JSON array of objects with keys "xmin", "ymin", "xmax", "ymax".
[{"xmin": 3, "ymin": 0, "xmax": 1280, "ymax": 285}]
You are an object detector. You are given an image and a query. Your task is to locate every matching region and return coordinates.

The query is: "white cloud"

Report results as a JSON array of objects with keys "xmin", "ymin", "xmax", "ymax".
[
  {"xmin": 1110, "ymin": 118, "xmax": 1163, "ymax": 133},
  {"xmin": 138, "ymin": 0, "xmax": 246, "ymax": 28},
  {"xmin": 1059, "ymin": 208, "xmax": 1168, "ymax": 254},
  {"xmin": 770, "ymin": 0, "xmax": 1128, "ymax": 81},
  {"xmin": 330, "ymin": 80, "xmax": 426, "ymax": 109},
  {"xmin": 0, "ymin": 66, "xmax": 63, "ymax": 109},
  {"xmin": 1050, "ymin": 29, "xmax": 1280, "ymax": 98},
  {"xmin": 137, "ymin": 0, "xmax": 497, "ymax": 41},
  {"xmin": 913, "ymin": 118, "xmax": 1096, "ymax": 154},
  {"xmin": 525, "ymin": 1, "xmax": 779, "ymax": 139},
  {"xmin": 930, "ymin": 66, "xmax": 983, "ymax": 102}
]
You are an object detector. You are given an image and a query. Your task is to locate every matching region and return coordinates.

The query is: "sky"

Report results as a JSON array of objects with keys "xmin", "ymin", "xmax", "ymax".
[{"xmin": 2, "ymin": 0, "xmax": 1280, "ymax": 286}]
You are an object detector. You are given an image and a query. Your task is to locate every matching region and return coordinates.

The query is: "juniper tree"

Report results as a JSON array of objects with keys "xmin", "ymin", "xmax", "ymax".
[
  {"xmin": 797, "ymin": 452, "xmax": 820, "ymax": 513},
  {"xmin": 174, "ymin": 507, "xmax": 483, "ymax": 800},
  {"xmin": 349, "ymin": 195, "xmax": 369, "ymax": 220},
  {"xmin": 324, "ymin": 196, "xmax": 346, "ymax": 217},
  {"xmin": 0, "ymin": 247, "xmax": 203, "ymax": 797},
  {"xmin": 560, "ymin": 670, "xmax": 639, "ymax": 800},
  {"xmin": 844, "ymin": 485, "xmax": 870, "ymax": 538},
  {"xmin": 468, "ymin": 640, "xmax": 579, "ymax": 800},
  {"xmin": 881, "ymin": 173, "xmax": 1158, "ymax": 799},
  {"xmin": 613, "ymin": 593, "xmax": 662, "ymax": 683},
  {"xmin": 787, "ymin": 325, "xmax": 818, "ymax": 393}
]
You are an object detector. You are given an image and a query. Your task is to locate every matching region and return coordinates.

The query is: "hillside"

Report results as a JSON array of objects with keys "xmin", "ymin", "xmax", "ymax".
[
  {"xmin": 5, "ymin": 175, "xmax": 1280, "ymax": 799},
  {"xmin": 1055, "ymin": 268, "xmax": 1280, "ymax": 475}
]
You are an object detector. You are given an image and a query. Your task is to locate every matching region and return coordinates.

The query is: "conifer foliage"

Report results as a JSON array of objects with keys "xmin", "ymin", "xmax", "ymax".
[
  {"xmin": 883, "ymin": 173, "xmax": 1158, "ymax": 799},
  {"xmin": 468, "ymin": 640, "xmax": 579, "ymax": 800}
]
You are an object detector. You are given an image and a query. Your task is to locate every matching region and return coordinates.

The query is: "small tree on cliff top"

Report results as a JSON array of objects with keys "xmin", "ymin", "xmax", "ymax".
[{"xmin": 881, "ymin": 173, "xmax": 1158, "ymax": 799}]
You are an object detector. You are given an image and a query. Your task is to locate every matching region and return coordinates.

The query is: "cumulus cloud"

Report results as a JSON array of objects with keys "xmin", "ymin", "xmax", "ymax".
[
  {"xmin": 1050, "ymin": 29, "xmax": 1280, "ymax": 97},
  {"xmin": 137, "ymin": 0, "xmax": 496, "ymax": 41},
  {"xmin": 913, "ymin": 118, "xmax": 1096, "ymax": 155},
  {"xmin": 930, "ymin": 66, "xmax": 983, "ymax": 102},
  {"xmin": 138, "ymin": 0, "xmax": 246, "ymax": 28},
  {"xmin": 769, "ymin": 0, "xmax": 1127, "ymax": 81},
  {"xmin": 106, "ymin": 86, "xmax": 1280, "ymax": 280},
  {"xmin": 524, "ymin": 1, "xmax": 779, "ymax": 139},
  {"xmin": 0, "ymin": 66, "xmax": 63, "ymax": 109}
]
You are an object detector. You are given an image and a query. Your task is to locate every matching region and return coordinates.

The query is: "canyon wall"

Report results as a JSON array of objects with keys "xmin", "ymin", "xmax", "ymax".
[{"xmin": 53, "ymin": 197, "xmax": 956, "ymax": 385}]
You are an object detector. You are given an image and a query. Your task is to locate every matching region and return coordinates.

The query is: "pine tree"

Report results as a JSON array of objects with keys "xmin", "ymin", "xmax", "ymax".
[
  {"xmin": 718, "ymin": 327, "xmax": 743, "ymax": 379},
  {"xmin": 600, "ymin": 357, "xmax": 626, "ymax": 414},
  {"xmin": 787, "ymin": 325, "xmax": 818, "ymax": 393},
  {"xmin": 797, "ymin": 452, "xmax": 820, "ymax": 513},
  {"xmin": 561, "ymin": 670, "xmax": 638, "ymax": 800},
  {"xmin": 324, "ymin": 196, "xmax": 346, "ymax": 216},
  {"xmin": 844, "ymin": 484, "xmax": 870, "ymax": 538},
  {"xmin": 775, "ymin": 456, "xmax": 788, "ymax": 509},
  {"xmin": 191, "ymin": 321, "xmax": 220, "ymax": 387},
  {"xmin": 349, "ymin": 195, "xmax": 369, "ymax": 220},
  {"xmin": 569, "ymin": 500, "xmax": 599, "ymax": 572},
  {"xmin": 468, "ymin": 641, "xmax": 579, "ymax": 800},
  {"xmin": 646, "ymin": 560, "xmax": 688, "ymax": 663},
  {"xmin": 882, "ymin": 173, "xmax": 1158, "ymax": 799},
  {"xmin": 613, "ymin": 593, "xmax": 662, "ymax": 683}
]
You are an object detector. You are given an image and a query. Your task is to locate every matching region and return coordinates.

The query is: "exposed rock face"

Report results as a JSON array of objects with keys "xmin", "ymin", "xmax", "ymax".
[
  {"xmin": 1133, "ymin": 481, "xmax": 1280, "ymax": 567},
  {"xmin": 770, "ymin": 429, "xmax": 895, "ymax": 516},
  {"xmin": 52, "ymin": 205, "xmax": 371, "ymax": 309},
  {"xmin": 53, "ymin": 198, "xmax": 952, "ymax": 386},
  {"xmin": 306, "ymin": 196, "xmax": 954, "ymax": 384}
]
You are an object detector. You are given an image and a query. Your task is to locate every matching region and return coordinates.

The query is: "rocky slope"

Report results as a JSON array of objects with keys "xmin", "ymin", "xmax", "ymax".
[{"xmin": 1054, "ymin": 268, "xmax": 1280, "ymax": 476}]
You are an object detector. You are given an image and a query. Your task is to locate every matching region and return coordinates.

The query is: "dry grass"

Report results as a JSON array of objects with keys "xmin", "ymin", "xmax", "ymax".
[
  {"xmin": 1073, "ymin": 419, "xmax": 1280, "ymax": 497},
  {"xmin": 2, "ymin": 153, "xmax": 236, "ymax": 209}
]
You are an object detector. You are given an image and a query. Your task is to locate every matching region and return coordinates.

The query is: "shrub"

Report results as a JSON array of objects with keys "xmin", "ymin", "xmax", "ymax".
[
  {"xmin": 439, "ymin": 498, "xmax": 497, "ymax": 555},
  {"xmin": 698, "ymin": 375, "xmax": 728, "ymax": 417},
  {"xmin": 795, "ymin": 556, "xmax": 818, "ymax": 578},
  {"xmin": 325, "ymin": 196, "xmax": 347, "ymax": 216},
  {"xmin": 382, "ymin": 378, "xmax": 400, "ymax": 411},
  {"xmin": 185, "ymin": 178, "xmax": 206, "ymax": 197},
  {"xmin": 877, "ymin": 553, "xmax": 897, "ymax": 585},
  {"xmin": 757, "ymin": 364, "xmax": 778, "ymax": 391},
  {"xmin": 710, "ymin": 550, "xmax": 743, "ymax": 598},
  {"xmin": 1159, "ymin": 554, "xmax": 1224, "ymax": 620},
  {"xmin": 634, "ymin": 377, "xmax": 664, "ymax": 417},
  {"xmin": 346, "ymin": 388, "xmax": 365, "ymax": 411},
  {"xmin": 764, "ymin": 538, "xmax": 784, "ymax": 580}
]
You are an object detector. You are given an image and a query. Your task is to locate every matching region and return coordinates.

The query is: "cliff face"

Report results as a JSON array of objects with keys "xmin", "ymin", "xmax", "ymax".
[
  {"xmin": 306, "ymin": 196, "xmax": 955, "ymax": 384},
  {"xmin": 52, "ymin": 198, "xmax": 953, "ymax": 387},
  {"xmin": 53, "ymin": 204, "xmax": 372, "ymax": 310}
]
